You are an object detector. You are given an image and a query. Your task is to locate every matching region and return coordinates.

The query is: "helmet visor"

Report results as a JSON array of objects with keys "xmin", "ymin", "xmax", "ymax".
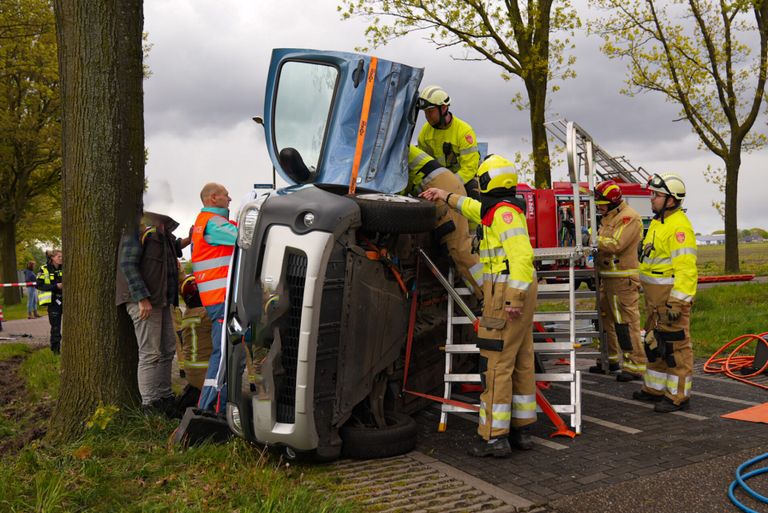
[
  {"xmin": 647, "ymin": 173, "xmax": 672, "ymax": 196},
  {"xmin": 416, "ymin": 98, "xmax": 437, "ymax": 110}
]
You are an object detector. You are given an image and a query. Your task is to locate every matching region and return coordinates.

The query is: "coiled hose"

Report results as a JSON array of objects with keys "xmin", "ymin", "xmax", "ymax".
[
  {"xmin": 703, "ymin": 331, "xmax": 768, "ymax": 390},
  {"xmin": 728, "ymin": 452, "xmax": 768, "ymax": 513}
]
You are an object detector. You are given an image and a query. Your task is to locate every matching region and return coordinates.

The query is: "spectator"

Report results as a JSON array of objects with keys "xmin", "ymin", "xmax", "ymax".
[
  {"xmin": 37, "ymin": 250, "xmax": 63, "ymax": 354},
  {"xmin": 191, "ymin": 182, "xmax": 237, "ymax": 413},
  {"xmin": 116, "ymin": 212, "xmax": 190, "ymax": 417},
  {"xmin": 24, "ymin": 261, "xmax": 39, "ymax": 319}
]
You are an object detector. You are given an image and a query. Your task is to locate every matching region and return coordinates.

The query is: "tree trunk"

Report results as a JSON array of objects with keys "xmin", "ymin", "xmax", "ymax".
[
  {"xmin": 0, "ymin": 220, "xmax": 21, "ymax": 306},
  {"xmin": 723, "ymin": 156, "xmax": 740, "ymax": 274},
  {"xmin": 49, "ymin": 0, "xmax": 144, "ymax": 442},
  {"xmin": 526, "ymin": 79, "xmax": 551, "ymax": 188}
]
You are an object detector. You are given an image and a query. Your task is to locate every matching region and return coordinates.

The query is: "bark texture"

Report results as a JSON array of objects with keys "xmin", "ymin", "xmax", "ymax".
[{"xmin": 49, "ymin": 0, "xmax": 144, "ymax": 441}]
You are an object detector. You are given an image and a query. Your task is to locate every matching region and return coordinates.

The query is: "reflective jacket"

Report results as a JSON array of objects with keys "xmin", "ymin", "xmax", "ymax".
[
  {"xmin": 596, "ymin": 201, "xmax": 643, "ymax": 278},
  {"xmin": 191, "ymin": 211, "xmax": 235, "ymax": 306},
  {"xmin": 417, "ymin": 115, "xmax": 480, "ymax": 185},
  {"xmin": 37, "ymin": 264, "xmax": 62, "ymax": 306},
  {"xmin": 452, "ymin": 195, "xmax": 535, "ymax": 307},
  {"xmin": 639, "ymin": 208, "xmax": 697, "ymax": 303}
]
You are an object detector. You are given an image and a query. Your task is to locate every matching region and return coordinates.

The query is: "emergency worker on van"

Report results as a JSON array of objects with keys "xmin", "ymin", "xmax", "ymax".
[
  {"xmin": 416, "ymin": 85, "xmax": 481, "ymax": 199},
  {"xmin": 407, "ymin": 145, "xmax": 483, "ymax": 298},
  {"xmin": 632, "ymin": 173, "xmax": 697, "ymax": 412},
  {"xmin": 590, "ymin": 180, "xmax": 647, "ymax": 382},
  {"xmin": 421, "ymin": 155, "xmax": 537, "ymax": 457}
]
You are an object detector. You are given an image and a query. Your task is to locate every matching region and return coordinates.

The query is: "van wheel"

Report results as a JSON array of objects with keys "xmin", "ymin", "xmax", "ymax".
[
  {"xmin": 340, "ymin": 412, "xmax": 417, "ymax": 459},
  {"xmin": 351, "ymin": 194, "xmax": 435, "ymax": 234}
]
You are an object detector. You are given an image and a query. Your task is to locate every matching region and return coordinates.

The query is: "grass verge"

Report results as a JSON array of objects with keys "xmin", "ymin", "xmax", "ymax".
[{"xmin": 0, "ymin": 349, "xmax": 355, "ymax": 513}]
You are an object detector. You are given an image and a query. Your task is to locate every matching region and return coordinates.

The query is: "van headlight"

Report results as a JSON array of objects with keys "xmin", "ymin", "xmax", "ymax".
[{"xmin": 237, "ymin": 195, "xmax": 268, "ymax": 249}]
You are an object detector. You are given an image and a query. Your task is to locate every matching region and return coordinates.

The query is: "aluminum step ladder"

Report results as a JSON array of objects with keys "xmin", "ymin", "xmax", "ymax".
[{"xmin": 437, "ymin": 249, "xmax": 590, "ymax": 435}]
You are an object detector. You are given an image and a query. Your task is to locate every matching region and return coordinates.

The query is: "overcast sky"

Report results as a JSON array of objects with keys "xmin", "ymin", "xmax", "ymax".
[{"xmin": 142, "ymin": 0, "xmax": 768, "ymax": 255}]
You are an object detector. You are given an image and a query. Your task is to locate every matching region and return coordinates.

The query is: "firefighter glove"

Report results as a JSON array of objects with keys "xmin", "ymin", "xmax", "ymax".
[{"xmin": 665, "ymin": 299, "xmax": 684, "ymax": 322}]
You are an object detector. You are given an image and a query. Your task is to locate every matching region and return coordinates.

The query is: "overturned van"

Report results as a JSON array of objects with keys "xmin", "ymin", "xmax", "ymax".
[{"xmin": 223, "ymin": 49, "xmax": 474, "ymax": 461}]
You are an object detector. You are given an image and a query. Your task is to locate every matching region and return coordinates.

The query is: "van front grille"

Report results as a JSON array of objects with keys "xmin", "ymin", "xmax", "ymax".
[{"xmin": 276, "ymin": 252, "xmax": 307, "ymax": 423}]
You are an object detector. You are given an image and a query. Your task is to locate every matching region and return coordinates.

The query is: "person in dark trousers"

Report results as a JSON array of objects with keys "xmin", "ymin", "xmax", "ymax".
[
  {"xmin": 37, "ymin": 250, "xmax": 63, "ymax": 354},
  {"xmin": 116, "ymin": 212, "xmax": 191, "ymax": 418}
]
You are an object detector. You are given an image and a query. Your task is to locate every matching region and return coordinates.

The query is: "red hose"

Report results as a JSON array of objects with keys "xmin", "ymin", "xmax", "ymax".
[{"xmin": 703, "ymin": 331, "xmax": 768, "ymax": 390}]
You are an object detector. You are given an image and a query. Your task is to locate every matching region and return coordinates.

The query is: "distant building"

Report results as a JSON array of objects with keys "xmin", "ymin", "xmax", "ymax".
[{"xmin": 696, "ymin": 234, "xmax": 725, "ymax": 245}]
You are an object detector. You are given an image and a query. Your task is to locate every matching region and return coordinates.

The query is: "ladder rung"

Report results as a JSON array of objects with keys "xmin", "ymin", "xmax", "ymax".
[
  {"xmin": 445, "ymin": 373, "xmax": 481, "ymax": 382},
  {"xmin": 534, "ymin": 312, "xmax": 572, "ymax": 322},
  {"xmin": 442, "ymin": 403, "xmax": 574, "ymax": 415},
  {"xmin": 453, "ymin": 287, "xmax": 472, "ymax": 295},
  {"xmin": 444, "ymin": 344, "xmax": 479, "ymax": 353},
  {"xmin": 536, "ymin": 373, "xmax": 576, "ymax": 381},
  {"xmin": 533, "ymin": 342, "xmax": 573, "ymax": 352},
  {"xmin": 444, "ymin": 342, "xmax": 577, "ymax": 353},
  {"xmin": 450, "ymin": 317, "xmax": 473, "ymax": 325},
  {"xmin": 534, "ymin": 331, "xmax": 599, "ymax": 340},
  {"xmin": 537, "ymin": 283, "xmax": 571, "ymax": 292},
  {"xmin": 441, "ymin": 404, "xmax": 478, "ymax": 413}
]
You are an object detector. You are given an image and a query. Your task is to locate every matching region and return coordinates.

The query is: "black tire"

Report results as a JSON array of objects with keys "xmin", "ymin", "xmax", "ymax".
[
  {"xmin": 350, "ymin": 193, "xmax": 435, "ymax": 234},
  {"xmin": 340, "ymin": 412, "xmax": 417, "ymax": 459}
]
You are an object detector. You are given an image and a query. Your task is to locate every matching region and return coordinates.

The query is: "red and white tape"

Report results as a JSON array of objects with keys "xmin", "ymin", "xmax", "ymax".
[{"xmin": 0, "ymin": 282, "xmax": 36, "ymax": 288}]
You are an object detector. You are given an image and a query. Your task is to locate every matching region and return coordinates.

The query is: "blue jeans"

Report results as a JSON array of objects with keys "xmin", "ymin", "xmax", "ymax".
[
  {"xmin": 198, "ymin": 303, "xmax": 227, "ymax": 412},
  {"xmin": 26, "ymin": 287, "xmax": 37, "ymax": 314}
]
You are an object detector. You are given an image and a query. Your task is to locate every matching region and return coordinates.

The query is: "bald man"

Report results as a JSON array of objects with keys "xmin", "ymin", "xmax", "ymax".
[{"xmin": 191, "ymin": 182, "xmax": 238, "ymax": 413}]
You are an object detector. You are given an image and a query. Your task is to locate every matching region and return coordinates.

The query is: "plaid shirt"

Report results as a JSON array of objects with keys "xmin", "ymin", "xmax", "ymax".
[{"xmin": 119, "ymin": 228, "xmax": 182, "ymax": 305}]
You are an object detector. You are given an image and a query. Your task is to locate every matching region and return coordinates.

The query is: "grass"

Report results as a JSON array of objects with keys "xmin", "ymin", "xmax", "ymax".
[
  {"xmin": 697, "ymin": 242, "xmax": 768, "ymax": 276},
  {"xmin": 690, "ymin": 282, "xmax": 768, "ymax": 357},
  {"xmin": 0, "ymin": 348, "xmax": 357, "ymax": 513},
  {"xmin": 0, "ymin": 297, "xmax": 47, "ymax": 321}
]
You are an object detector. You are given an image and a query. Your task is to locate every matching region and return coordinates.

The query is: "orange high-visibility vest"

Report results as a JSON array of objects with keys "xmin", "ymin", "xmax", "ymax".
[{"xmin": 191, "ymin": 211, "xmax": 235, "ymax": 306}]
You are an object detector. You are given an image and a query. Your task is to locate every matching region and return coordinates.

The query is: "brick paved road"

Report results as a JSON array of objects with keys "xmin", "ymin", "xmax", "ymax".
[{"xmin": 413, "ymin": 356, "xmax": 768, "ymax": 512}]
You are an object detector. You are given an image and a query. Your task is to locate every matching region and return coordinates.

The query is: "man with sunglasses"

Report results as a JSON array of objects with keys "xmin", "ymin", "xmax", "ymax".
[
  {"xmin": 632, "ymin": 173, "xmax": 697, "ymax": 412},
  {"xmin": 590, "ymin": 180, "xmax": 647, "ymax": 382},
  {"xmin": 416, "ymin": 85, "xmax": 481, "ymax": 199}
]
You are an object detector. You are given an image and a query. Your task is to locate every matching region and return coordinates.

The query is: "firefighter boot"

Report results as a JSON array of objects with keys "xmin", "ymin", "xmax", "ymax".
[
  {"xmin": 589, "ymin": 361, "xmax": 620, "ymax": 374},
  {"xmin": 467, "ymin": 437, "xmax": 512, "ymax": 458},
  {"xmin": 508, "ymin": 427, "xmax": 534, "ymax": 451},
  {"xmin": 616, "ymin": 371, "xmax": 641, "ymax": 382},
  {"xmin": 632, "ymin": 389, "xmax": 663, "ymax": 403},
  {"xmin": 654, "ymin": 397, "xmax": 690, "ymax": 413}
]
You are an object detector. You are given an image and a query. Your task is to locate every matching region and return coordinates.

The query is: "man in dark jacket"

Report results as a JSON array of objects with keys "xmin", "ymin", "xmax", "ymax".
[
  {"xmin": 37, "ymin": 250, "xmax": 63, "ymax": 354},
  {"xmin": 116, "ymin": 212, "xmax": 190, "ymax": 417}
]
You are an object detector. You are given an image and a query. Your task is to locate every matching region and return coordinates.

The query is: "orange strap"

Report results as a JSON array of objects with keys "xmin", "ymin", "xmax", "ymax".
[{"xmin": 348, "ymin": 57, "xmax": 378, "ymax": 195}]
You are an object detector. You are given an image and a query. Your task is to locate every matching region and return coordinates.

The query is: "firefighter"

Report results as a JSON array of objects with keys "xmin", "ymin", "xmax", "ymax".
[
  {"xmin": 407, "ymin": 145, "xmax": 483, "ymax": 298},
  {"xmin": 589, "ymin": 180, "xmax": 647, "ymax": 382},
  {"xmin": 632, "ymin": 173, "xmax": 697, "ymax": 412},
  {"xmin": 416, "ymin": 85, "xmax": 481, "ymax": 199},
  {"xmin": 421, "ymin": 154, "xmax": 537, "ymax": 457}
]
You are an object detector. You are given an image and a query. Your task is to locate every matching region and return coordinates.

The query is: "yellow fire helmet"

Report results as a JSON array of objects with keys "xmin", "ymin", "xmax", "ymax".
[{"xmin": 478, "ymin": 155, "xmax": 518, "ymax": 193}]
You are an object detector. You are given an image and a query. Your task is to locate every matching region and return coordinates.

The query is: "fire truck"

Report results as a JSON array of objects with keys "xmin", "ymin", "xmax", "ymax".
[{"xmin": 516, "ymin": 120, "xmax": 654, "ymax": 289}]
